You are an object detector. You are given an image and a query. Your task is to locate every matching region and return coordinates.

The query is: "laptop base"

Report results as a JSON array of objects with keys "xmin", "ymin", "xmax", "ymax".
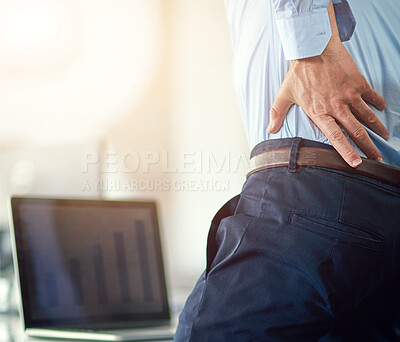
[{"xmin": 26, "ymin": 324, "xmax": 176, "ymax": 341}]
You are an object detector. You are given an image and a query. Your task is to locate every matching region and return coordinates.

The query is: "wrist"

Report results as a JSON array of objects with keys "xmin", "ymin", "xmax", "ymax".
[
  {"xmin": 324, "ymin": 0, "xmax": 343, "ymax": 55},
  {"xmin": 322, "ymin": 35, "xmax": 344, "ymax": 57}
]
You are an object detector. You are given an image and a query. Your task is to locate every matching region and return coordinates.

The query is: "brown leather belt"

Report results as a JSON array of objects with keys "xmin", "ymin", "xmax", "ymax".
[{"xmin": 247, "ymin": 147, "xmax": 400, "ymax": 188}]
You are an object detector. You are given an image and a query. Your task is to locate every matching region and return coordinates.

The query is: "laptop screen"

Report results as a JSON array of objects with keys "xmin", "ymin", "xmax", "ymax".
[{"xmin": 11, "ymin": 197, "xmax": 170, "ymax": 329}]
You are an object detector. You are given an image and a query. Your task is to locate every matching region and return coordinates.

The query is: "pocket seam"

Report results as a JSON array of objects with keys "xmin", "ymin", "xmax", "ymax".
[
  {"xmin": 289, "ymin": 211, "xmax": 384, "ymax": 252},
  {"xmin": 231, "ymin": 216, "xmax": 256, "ymax": 256},
  {"xmin": 207, "ymin": 215, "xmax": 255, "ymax": 277}
]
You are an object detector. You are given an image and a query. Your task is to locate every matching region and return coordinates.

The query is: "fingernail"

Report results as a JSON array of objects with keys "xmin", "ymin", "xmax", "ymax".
[
  {"xmin": 384, "ymin": 133, "xmax": 390, "ymax": 141},
  {"xmin": 376, "ymin": 156, "xmax": 383, "ymax": 163},
  {"xmin": 351, "ymin": 158, "xmax": 362, "ymax": 167},
  {"xmin": 267, "ymin": 124, "xmax": 273, "ymax": 133}
]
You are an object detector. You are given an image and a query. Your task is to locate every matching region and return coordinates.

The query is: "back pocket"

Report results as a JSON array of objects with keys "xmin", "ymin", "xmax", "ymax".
[{"xmin": 289, "ymin": 211, "xmax": 384, "ymax": 251}]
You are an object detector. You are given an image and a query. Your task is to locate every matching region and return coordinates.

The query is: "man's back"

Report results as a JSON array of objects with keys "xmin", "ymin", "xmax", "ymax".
[
  {"xmin": 225, "ymin": 0, "xmax": 400, "ymax": 166},
  {"xmin": 173, "ymin": 2, "xmax": 400, "ymax": 341}
]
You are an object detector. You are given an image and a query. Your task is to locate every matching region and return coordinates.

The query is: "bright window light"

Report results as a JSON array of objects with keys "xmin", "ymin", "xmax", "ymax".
[{"xmin": 1, "ymin": 0, "xmax": 73, "ymax": 54}]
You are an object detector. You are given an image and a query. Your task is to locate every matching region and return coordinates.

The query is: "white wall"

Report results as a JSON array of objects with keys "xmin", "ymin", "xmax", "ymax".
[
  {"xmin": 0, "ymin": 0, "xmax": 163, "ymax": 227},
  {"xmin": 0, "ymin": 0, "xmax": 250, "ymax": 291},
  {"xmin": 0, "ymin": 0, "xmax": 161, "ymax": 145},
  {"xmin": 168, "ymin": 0, "xmax": 249, "ymax": 284},
  {"xmin": 103, "ymin": 0, "xmax": 249, "ymax": 287},
  {"xmin": 0, "ymin": 142, "xmax": 100, "ymax": 227}
]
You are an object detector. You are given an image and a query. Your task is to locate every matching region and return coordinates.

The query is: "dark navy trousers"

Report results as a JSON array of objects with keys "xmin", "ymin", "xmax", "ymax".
[{"xmin": 174, "ymin": 138, "xmax": 400, "ymax": 342}]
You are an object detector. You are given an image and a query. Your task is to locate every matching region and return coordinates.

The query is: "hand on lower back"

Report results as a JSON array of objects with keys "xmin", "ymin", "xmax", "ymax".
[{"xmin": 267, "ymin": 2, "xmax": 388, "ymax": 168}]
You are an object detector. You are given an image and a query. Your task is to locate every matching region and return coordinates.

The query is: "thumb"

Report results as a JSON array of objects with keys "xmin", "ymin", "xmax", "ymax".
[{"xmin": 267, "ymin": 94, "xmax": 292, "ymax": 133}]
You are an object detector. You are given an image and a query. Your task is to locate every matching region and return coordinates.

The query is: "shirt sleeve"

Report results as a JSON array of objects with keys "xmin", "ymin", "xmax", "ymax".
[{"xmin": 272, "ymin": 0, "xmax": 356, "ymax": 60}]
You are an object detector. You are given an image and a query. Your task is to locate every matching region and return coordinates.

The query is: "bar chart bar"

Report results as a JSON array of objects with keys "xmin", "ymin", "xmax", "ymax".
[
  {"xmin": 114, "ymin": 232, "xmax": 132, "ymax": 303},
  {"xmin": 135, "ymin": 220, "xmax": 153, "ymax": 302},
  {"xmin": 44, "ymin": 272, "xmax": 58, "ymax": 307},
  {"xmin": 92, "ymin": 244, "xmax": 108, "ymax": 304},
  {"xmin": 69, "ymin": 258, "xmax": 84, "ymax": 305}
]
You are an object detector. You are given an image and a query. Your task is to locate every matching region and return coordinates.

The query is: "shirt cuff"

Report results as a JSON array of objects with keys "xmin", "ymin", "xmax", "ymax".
[{"xmin": 275, "ymin": 8, "xmax": 332, "ymax": 60}]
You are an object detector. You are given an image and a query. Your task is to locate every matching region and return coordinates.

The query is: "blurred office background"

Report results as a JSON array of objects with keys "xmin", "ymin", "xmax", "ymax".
[{"xmin": 0, "ymin": 0, "xmax": 249, "ymax": 313}]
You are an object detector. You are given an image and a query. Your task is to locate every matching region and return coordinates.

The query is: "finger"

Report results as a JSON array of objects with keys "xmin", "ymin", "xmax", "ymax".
[
  {"xmin": 336, "ymin": 107, "xmax": 383, "ymax": 162},
  {"xmin": 312, "ymin": 114, "xmax": 362, "ymax": 168},
  {"xmin": 267, "ymin": 94, "xmax": 293, "ymax": 133},
  {"xmin": 361, "ymin": 82, "xmax": 386, "ymax": 111},
  {"xmin": 350, "ymin": 99, "xmax": 389, "ymax": 140}
]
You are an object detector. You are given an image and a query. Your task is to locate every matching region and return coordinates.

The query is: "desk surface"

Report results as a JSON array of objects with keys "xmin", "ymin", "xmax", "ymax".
[{"xmin": 1, "ymin": 314, "xmax": 25, "ymax": 341}]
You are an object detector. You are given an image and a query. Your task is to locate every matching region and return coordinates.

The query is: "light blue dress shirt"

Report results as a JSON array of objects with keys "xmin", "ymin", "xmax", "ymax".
[
  {"xmin": 225, "ymin": 0, "xmax": 400, "ymax": 167},
  {"xmin": 272, "ymin": 0, "xmax": 355, "ymax": 60}
]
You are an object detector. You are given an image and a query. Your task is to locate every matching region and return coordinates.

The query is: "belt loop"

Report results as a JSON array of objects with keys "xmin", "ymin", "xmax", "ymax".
[{"xmin": 288, "ymin": 137, "xmax": 302, "ymax": 173}]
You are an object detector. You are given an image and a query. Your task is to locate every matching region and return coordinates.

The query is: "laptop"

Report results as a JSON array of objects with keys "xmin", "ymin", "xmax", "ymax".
[{"xmin": 9, "ymin": 197, "xmax": 176, "ymax": 341}]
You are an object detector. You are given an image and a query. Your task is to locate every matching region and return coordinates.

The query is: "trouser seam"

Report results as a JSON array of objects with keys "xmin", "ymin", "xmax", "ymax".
[
  {"xmin": 329, "ymin": 239, "xmax": 339, "ymax": 261},
  {"xmin": 186, "ymin": 277, "xmax": 207, "ymax": 342},
  {"xmin": 338, "ymin": 177, "xmax": 346, "ymax": 222},
  {"xmin": 260, "ymin": 171, "xmax": 272, "ymax": 216}
]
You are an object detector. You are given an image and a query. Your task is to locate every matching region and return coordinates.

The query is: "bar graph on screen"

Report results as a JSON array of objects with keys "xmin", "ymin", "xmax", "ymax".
[
  {"xmin": 92, "ymin": 244, "xmax": 108, "ymax": 305},
  {"xmin": 11, "ymin": 198, "xmax": 174, "ymax": 340},
  {"xmin": 135, "ymin": 220, "xmax": 154, "ymax": 303},
  {"xmin": 114, "ymin": 231, "xmax": 132, "ymax": 304},
  {"xmin": 21, "ymin": 203, "xmax": 164, "ymax": 321}
]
